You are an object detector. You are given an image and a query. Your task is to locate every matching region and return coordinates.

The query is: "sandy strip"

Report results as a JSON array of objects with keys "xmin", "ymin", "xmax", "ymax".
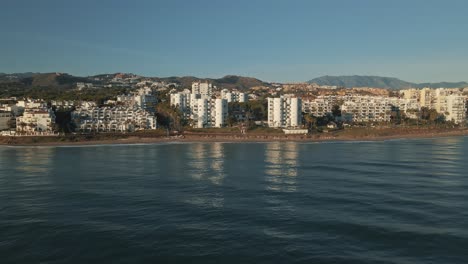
[{"xmin": 1, "ymin": 129, "xmax": 467, "ymax": 147}]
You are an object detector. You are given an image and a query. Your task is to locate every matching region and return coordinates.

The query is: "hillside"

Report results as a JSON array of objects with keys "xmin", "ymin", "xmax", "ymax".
[
  {"xmin": 0, "ymin": 72, "xmax": 37, "ymax": 83},
  {"xmin": 156, "ymin": 75, "xmax": 269, "ymax": 91},
  {"xmin": 308, "ymin": 75, "xmax": 468, "ymax": 89},
  {"xmin": 308, "ymin": 75, "xmax": 414, "ymax": 89},
  {"xmin": 3, "ymin": 72, "xmax": 89, "ymax": 88},
  {"xmin": 212, "ymin": 75, "xmax": 268, "ymax": 90},
  {"xmin": 415, "ymin": 82, "xmax": 468, "ymax": 89}
]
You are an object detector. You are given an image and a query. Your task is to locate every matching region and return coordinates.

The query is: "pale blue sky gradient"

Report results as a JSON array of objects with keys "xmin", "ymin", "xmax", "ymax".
[{"xmin": 1, "ymin": 0, "xmax": 467, "ymax": 82}]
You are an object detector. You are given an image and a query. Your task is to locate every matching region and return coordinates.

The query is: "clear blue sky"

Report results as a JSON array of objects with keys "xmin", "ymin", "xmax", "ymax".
[{"xmin": 1, "ymin": 0, "xmax": 467, "ymax": 82}]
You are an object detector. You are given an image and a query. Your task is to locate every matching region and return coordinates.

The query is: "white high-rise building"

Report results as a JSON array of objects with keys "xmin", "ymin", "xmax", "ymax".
[
  {"xmin": 192, "ymin": 82, "xmax": 213, "ymax": 97},
  {"xmin": 190, "ymin": 98, "xmax": 228, "ymax": 128},
  {"xmin": 221, "ymin": 89, "xmax": 247, "ymax": 103},
  {"xmin": 420, "ymin": 88, "xmax": 435, "ymax": 108},
  {"xmin": 170, "ymin": 91, "xmax": 193, "ymax": 118},
  {"xmin": 267, "ymin": 97, "xmax": 302, "ymax": 128},
  {"xmin": 214, "ymin": 98, "xmax": 228, "ymax": 127},
  {"xmin": 445, "ymin": 95, "xmax": 466, "ymax": 124},
  {"xmin": 170, "ymin": 91, "xmax": 228, "ymax": 128},
  {"xmin": 171, "ymin": 82, "xmax": 228, "ymax": 128}
]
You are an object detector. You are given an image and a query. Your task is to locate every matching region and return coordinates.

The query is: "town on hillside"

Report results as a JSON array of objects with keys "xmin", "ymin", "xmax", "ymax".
[{"xmin": 0, "ymin": 73, "xmax": 467, "ymax": 137}]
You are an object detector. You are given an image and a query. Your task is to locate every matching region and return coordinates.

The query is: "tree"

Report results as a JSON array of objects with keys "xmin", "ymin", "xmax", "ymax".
[
  {"xmin": 390, "ymin": 106, "xmax": 402, "ymax": 124},
  {"xmin": 6, "ymin": 118, "xmax": 16, "ymax": 129},
  {"xmin": 419, "ymin": 107, "xmax": 440, "ymax": 123},
  {"xmin": 303, "ymin": 114, "xmax": 317, "ymax": 129},
  {"xmin": 435, "ymin": 114, "xmax": 446, "ymax": 124},
  {"xmin": 227, "ymin": 116, "xmax": 237, "ymax": 127},
  {"xmin": 316, "ymin": 113, "xmax": 334, "ymax": 126},
  {"xmin": 428, "ymin": 109, "xmax": 438, "ymax": 122},
  {"xmin": 331, "ymin": 104, "xmax": 342, "ymax": 118}
]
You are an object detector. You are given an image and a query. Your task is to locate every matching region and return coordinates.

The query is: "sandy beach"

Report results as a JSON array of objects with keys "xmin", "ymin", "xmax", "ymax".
[{"xmin": 1, "ymin": 128, "xmax": 467, "ymax": 146}]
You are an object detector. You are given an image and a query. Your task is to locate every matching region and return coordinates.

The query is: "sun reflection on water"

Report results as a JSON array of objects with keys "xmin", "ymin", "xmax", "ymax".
[{"xmin": 264, "ymin": 142, "xmax": 298, "ymax": 193}]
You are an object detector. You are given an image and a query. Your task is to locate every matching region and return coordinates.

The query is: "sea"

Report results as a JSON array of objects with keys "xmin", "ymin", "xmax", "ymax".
[{"xmin": 1, "ymin": 137, "xmax": 468, "ymax": 263}]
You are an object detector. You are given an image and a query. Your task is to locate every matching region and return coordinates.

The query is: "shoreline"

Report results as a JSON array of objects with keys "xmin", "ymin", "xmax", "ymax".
[{"xmin": 1, "ymin": 128, "xmax": 467, "ymax": 147}]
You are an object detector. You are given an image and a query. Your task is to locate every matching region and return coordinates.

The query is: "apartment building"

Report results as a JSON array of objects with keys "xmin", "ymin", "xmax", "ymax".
[
  {"xmin": 170, "ymin": 93, "xmax": 228, "ymax": 128},
  {"xmin": 134, "ymin": 87, "xmax": 157, "ymax": 111},
  {"xmin": 400, "ymin": 88, "xmax": 466, "ymax": 123},
  {"xmin": 51, "ymin": 100, "xmax": 76, "ymax": 109},
  {"xmin": 221, "ymin": 89, "xmax": 247, "ymax": 103},
  {"xmin": 419, "ymin": 88, "xmax": 435, "ymax": 108},
  {"xmin": 302, "ymin": 96, "xmax": 337, "ymax": 117},
  {"xmin": 267, "ymin": 97, "xmax": 302, "ymax": 128},
  {"xmin": 116, "ymin": 87, "xmax": 157, "ymax": 111},
  {"xmin": 16, "ymin": 99, "xmax": 46, "ymax": 109},
  {"xmin": 445, "ymin": 95, "xmax": 466, "ymax": 124},
  {"xmin": 192, "ymin": 81, "xmax": 213, "ymax": 97},
  {"xmin": 0, "ymin": 111, "xmax": 12, "ymax": 130},
  {"xmin": 0, "ymin": 103, "xmax": 22, "ymax": 116},
  {"xmin": 191, "ymin": 98, "xmax": 228, "ymax": 128},
  {"xmin": 387, "ymin": 98, "xmax": 420, "ymax": 119},
  {"xmin": 341, "ymin": 97, "xmax": 392, "ymax": 122},
  {"xmin": 303, "ymin": 95, "xmax": 419, "ymax": 122},
  {"xmin": 170, "ymin": 90, "xmax": 198, "ymax": 119},
  {"xmin": 170, "ymin": 82, "xmax": 228, "ymax": 128},
  {"xmin": 400, "ymin": 88, "xmax": 420, "ymax": 100},
  {"xmin": 16, "ymin": 108, "xmax": 56, "ymax": 134},
  {"xmin": 72, "ymin": 107, "xmax": 157, "ymax": 132}
]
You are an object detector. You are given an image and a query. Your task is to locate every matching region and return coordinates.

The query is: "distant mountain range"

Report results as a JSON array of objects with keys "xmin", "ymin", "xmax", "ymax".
[
  {"xmin": 307, "ymin": 75, "xmax": 468, "ymax": 89},
  {"xmin": 2, "ymin": 72, "xmax": 468, "ymax": 91}
]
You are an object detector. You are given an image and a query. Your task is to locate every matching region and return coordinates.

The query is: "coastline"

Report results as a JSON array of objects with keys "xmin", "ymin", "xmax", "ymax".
[{"xmin": 1, "ymin": 128, "xmax": 467, "ymax": 147}]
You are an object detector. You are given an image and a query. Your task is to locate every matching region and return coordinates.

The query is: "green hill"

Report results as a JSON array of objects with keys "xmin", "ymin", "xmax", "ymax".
[{"xmin": 157, "ymin": 75, "xmax": 269, "ymax": 91}]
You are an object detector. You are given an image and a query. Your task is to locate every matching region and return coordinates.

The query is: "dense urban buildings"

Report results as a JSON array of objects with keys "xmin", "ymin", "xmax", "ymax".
[
  {"xmin": 72, "ymin": 87, "xmax": 158, "ymax": 133},
  {"xmin": 171, "ymin": 82, "xmax": 229, "ymax": 128},
  {"xmin": 112, "ymin": 87, "xmax": 157, "ymax": 111},
  {"xmin": 399, "ymin": 88, "xmax": 466, "ymax": 124},
  {"xmin": 72, "ymin": 107, "xmax": 157, "ymax": 132},
  {"xmin": 1, "ymin": 72, "xmax": 468, "ymax": 137},
  {"xmin": 0, "ymin": 98, "xmax": 58, "ymax": 136},
  {"xmin": 302, "ymin": 95, "xmax": 420, "ymax": 123},
  {"xmin": 301, "ymin": 89, "xmax": 466, "ymax": 124}
]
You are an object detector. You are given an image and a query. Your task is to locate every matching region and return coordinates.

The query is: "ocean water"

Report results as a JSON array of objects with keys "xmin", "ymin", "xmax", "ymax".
[{"xmin": 1, "ymin": 138, "xmax": 468, "ymax": 263}]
